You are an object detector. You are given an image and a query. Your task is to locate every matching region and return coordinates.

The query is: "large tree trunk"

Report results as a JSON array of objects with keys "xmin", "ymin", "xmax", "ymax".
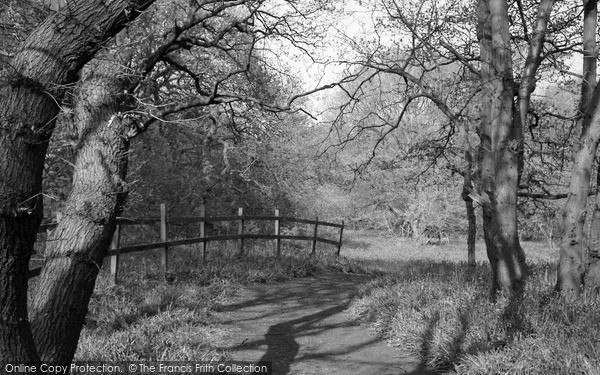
[
  {"xmin": 558, "ymin": 100, "xmax": 600, "ymax": 296},
  {"xmin": 556, "ymin": 0, "xmax": 598, "ymax": 298},
  {"xmin": 29, "ymin": 61, "xmax": 131, "ymax": 362},
  {"xmin": 477, "ymin": 0, "xmax": 497, "ymax": 290},
  {"xmin": 0, "ymin": 77, "xmax": 58, "ymax": 362},
  {"xmin": 488, "ymin": 0, "xmax": 526, "ymax": 295},
  {"xmin": 0, "ymin": 0, "xmax": 154, "ymax": 363},
  {"xmin": 477, "ymin": 0, "xmax": 527, "ymax": 298},
  {"xmin": 476, "ymin": 0, "xmax": 553, "ymax": 298}
]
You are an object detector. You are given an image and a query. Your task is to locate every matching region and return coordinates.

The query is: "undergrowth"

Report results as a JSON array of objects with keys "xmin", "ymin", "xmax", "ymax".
[
  {"xmin": 75, "ymin": 242, "xmax": 363, "ymax": 361},
  {"xmin": 348, "ymin": 261, "xmax": 600, "ymax": 374}
]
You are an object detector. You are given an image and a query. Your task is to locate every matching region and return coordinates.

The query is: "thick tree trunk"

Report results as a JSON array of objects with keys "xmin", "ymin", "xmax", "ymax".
[
  {"xmin": 477, "ymin": 0, "xmax": 527, "ymax": 298},
  {"xmin": 556, "ymin": 0, "xmax": 598, "ymax": 298},
  {"xmin": 477, "ymin": 0, "xmax": 497, "ymax": 289},
  {"xmin": 0, "ymin": 0, "xmax": 154, "ymax": 363},
  {"xmin": 29, "ymin": 62, "xmax": 131, "ymax": 363},
  {"xmin": 475, "ymin": 0, "xmax": 553, "ymax": 297},
  {"xmin": 0, "ymin": 86, "xmax": 55, "ymax": 363},
  {"xmin": 557, "ymin": 93, "xmax": 600, "ymax": 297}
]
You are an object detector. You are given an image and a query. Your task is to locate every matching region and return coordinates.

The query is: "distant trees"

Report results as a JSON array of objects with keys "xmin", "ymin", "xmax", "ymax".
[{"xmin": 308, "ymin": 0, "xmax": 600, "ymax": 298}]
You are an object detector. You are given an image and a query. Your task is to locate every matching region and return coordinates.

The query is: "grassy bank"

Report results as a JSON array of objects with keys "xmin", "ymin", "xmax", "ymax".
[
  {"xmin": 73, "ymin": 241, "xmax": 363, "ymax": 361},
  {"xmin": 343, "ymin": 231, "xmax": 600, "ymax": 374}
]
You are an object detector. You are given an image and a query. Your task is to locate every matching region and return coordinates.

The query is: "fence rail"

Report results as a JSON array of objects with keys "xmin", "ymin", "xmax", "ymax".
[
  {"xmin": 31, "ymin": 205, "xmax": 344, "ymax": 283},
  {"xmin": 38, "ymin": 216, "xmax": 344, "ymax": 231}
]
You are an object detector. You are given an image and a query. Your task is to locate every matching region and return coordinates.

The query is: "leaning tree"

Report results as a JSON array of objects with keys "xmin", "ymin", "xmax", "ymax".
[
  {"xmin": 0, "ymin": 0, "xmax": 157, "ymax": 362},
  {"xmin": 1, "ymin": 0, "xmax": 329, "ymax": 364}
]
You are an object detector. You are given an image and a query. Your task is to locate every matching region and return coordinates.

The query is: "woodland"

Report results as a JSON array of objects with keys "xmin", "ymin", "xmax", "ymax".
[{"xmin": 1, "ymin": 0, "xmax": 600, "ymax": 369}]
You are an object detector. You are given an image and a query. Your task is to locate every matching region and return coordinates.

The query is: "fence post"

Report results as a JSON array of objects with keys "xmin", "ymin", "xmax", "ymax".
[
  {"xmin": 274, "ymin": 209, "xmax": 281, "ymax": 258},
  {"xmin": 238, "ymin": 207, "xmax": 244, "ymax": 256},
  {"xmin": 337, "ymin": 220, "xmax": 344, "ymax": 256},
  {"xmin": 160, "ymin": 203, "xmax": 169, "ymax": 276},
  {"xmin": 200, "ymin": 205, "xmax": 207, "ymax": 264},
  {"xmin": 311, "ymin": 216, "xmax": 319, "ymax": 256},
  {"xmin": 109, "ymin": 222, "xmax": 122, "ymax": 284}
]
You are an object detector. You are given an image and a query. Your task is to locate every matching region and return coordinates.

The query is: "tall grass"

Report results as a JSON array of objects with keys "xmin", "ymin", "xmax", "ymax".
[
  {"xmin": 73, "ymin": 240, "xmax": 364, "ymax": 361},
  {"xmin": 343, "ymin": 231, "xmax": 600, "ymax": 374}
]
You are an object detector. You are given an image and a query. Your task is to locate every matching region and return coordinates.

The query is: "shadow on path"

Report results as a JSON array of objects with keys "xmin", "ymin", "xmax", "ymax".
[{"xmin": 218, "ymin": 273, "xmax": 439, "ymax": 375}]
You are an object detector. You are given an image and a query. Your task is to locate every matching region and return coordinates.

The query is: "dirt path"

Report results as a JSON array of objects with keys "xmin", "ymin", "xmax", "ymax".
[{"xmin": 216, "ymin": 273, "xmax": 437, "ymax": 375}]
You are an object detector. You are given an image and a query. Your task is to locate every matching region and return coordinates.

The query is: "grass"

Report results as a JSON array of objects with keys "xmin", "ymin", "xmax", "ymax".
[
  {"xmin": 342, "ymin": 230, "xmax": 559, "ymax": 273},
  {"xmin": 71, "ymin": 228, "xmax": 589, "ymax": 373},
  {"xmin": 343, "ymin": 230, "xmax": 600, "ymax": 374},
  {"xmin": 74, "ymin": 240, "xmax": 364, "ymax": 361}
]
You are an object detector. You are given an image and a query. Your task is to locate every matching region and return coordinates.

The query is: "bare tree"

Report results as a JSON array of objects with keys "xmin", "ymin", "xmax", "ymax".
[
  {"xmin": 22, "ymin": 0, "xmax": 324, "ymax": 363},
  {"xmin": 310, "ymin": 0, "xmax": 555, "ymax": 297}
]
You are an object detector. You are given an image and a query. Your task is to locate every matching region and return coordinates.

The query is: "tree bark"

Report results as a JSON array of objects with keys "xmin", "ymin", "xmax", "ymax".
[
  {"xmin": 461, "ymin": 139, "xmax": 477, "ymax": 266},
  {"xmin": 477, "ymin": 0, "xmax": 527, "ymax": 298},
  {"xmin": 476, "ymin": 0, "xmax": 493, "ymax": 248},
  {"xmin": 0, "ymin": 0, "xmax": 154, "ymax": 363},
  {"xmin": 556, "ymin": 0, "xmax": 598, "ymax": 299},
  {"xmin": 0, "ymin": 84, "xmax": 55, "ymax": 364},
  {"xmin": 462, "ymin": 167, "xmax": 477, "ymax": 266},
  {"xmin": 580, "ymin": 0, "xmax": 598, "ymax": 119},
  {"xmin": 558, "ymin": 91, "xmax": 600, "ymax": 297},
  {"xmin": 475, "ymin": 0, "xmax": 554, "ymax": 297},
  {"xmin": 517, "ymin": 0, "xmax": 555, "ymax": 130},
  {"xmin": 29, "ymin": 61, "xmax": 132, "ymax": 362},
  {"xmin": 489, "ymin": 0, "xmax": 527, "ymax": 297}
]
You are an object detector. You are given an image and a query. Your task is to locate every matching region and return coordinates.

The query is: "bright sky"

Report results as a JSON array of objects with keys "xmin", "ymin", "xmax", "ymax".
[{"xmin": 260, "ymin": 0, "xmax": 397, "ymax": 90}]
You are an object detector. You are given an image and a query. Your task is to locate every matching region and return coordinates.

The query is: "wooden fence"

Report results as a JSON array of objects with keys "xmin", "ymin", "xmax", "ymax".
[{"xmin": 31, "ymin": 204, "xmax": 344, "ymax": 283}]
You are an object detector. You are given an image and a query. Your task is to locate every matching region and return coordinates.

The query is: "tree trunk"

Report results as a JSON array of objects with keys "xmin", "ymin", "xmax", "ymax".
[
  {"xmin": 557, "ymin": 98, "xmax": 600, "ymax": 297},
  {"xmin": 462, "ymin": 151, "xmax": 477, "ymax": 266},
  {"xmin": 580, "ymin": 0, "xmax": 598, "ymax": 118},
  {"xmin": 477, "ymin": 0, "xmax": 496, "ymax": 288},
  {"xmin": 556, "ymin": 0, "xmax": 598, "ymax": 298},
  {"xmin": 463, "ymin": 187, "xmax": 477, "ymax": 266},
  {"xmin": 0, "ymin": 0, "xmax": 154, "ymax": 363},
  {"xmin": 29, "ymin": 61, "xmax": 131, "ymax": 363},
  {"xmin": 477, "ymin": 0, "xmax": 527, "ymax": 298},
  {"xmin": 0, "ymin": 86, "xmax": 55, "ymax": 363},
  {"xmin": 475, "ymin": 0, "xmax": 554, "ymax": 297}
]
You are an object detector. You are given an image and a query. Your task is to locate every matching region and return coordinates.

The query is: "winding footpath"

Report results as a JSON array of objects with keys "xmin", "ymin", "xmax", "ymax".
[{"xmin": 216, "ymin": 273, "xmax": 438, "ymax": 375}]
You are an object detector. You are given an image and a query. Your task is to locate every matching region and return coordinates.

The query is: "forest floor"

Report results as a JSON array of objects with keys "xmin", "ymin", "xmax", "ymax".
[{"xmin": 215, "ymin": 272, "xmax": 439, "ymax": 375}]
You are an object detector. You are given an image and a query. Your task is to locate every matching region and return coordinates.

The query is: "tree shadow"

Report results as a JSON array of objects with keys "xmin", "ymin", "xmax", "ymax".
[
  {"xmin": 220, "ymin": 273, "xmax": 438, "ymax": 374},
  {"xmin": 217, "ymin": 274, "xmax": 371, "ymax": 323},
  {"xmin": 413, "ymin": 291, "xmax": 531, "ymax": 373},
  {"xmin": 245, "ymin": 304, "xmax": 346, "ymax": 374}
]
